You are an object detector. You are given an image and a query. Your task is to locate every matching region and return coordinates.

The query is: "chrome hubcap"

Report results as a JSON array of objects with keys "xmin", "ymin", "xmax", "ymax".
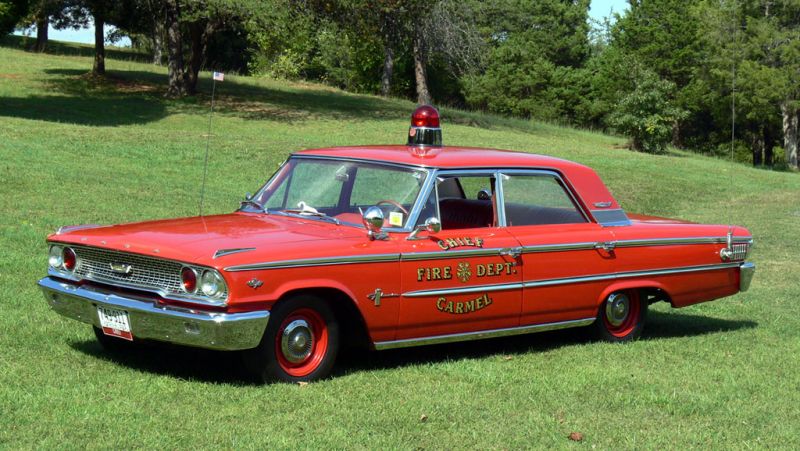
[
  {"xmin": 605, "ymin": 293, "xmax": 630, "ymax": 327},
  {"xmin": 281, "ymin": 319, "xmax": 314, "ymax": 363}
]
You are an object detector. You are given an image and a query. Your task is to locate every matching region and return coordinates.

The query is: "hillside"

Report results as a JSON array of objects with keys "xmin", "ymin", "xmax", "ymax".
[{"xmin": 1, "ymin": 44, "xmax": 798, "ymax": 448}]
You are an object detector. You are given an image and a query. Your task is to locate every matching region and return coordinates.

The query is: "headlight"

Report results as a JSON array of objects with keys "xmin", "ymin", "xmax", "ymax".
[
  {"xmin": 199, "ymin": 270, "xmax": 227, "ymax": 298},
  {"xmin": 48, "ymin": 245, "xmax": 64, "ymax": 269}
]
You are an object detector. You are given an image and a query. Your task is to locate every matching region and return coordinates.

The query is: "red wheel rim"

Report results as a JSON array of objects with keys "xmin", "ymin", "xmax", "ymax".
[
  {"xmin": 274, "ymin": 308, "xmax": 329, "ymax": 377},
  {"xmin": 602, "ymin": 292, "xmax": 640, "ymax": 338}
]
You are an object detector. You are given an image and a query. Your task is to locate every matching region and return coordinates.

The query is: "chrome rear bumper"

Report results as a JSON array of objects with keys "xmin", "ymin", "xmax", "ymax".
[
  {"xmin": 739, "ymin": 262, "xmax": 755, "ymax": 292},
  {"xmin": 38, "ymin": 277, "xmax": 269, "ymax": 350}
]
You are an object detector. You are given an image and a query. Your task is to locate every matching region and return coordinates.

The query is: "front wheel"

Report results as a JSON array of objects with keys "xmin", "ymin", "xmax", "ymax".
[
  {"xmin": 242, "ymin": 295, "xmax": 339, "ymax": 383},
  {"xmin": 593, "ymin": 290, "xmax": 647, "ymax": 342}
]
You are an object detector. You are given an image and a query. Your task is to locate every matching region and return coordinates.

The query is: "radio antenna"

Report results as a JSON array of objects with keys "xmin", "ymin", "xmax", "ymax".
[
  {"xmin": 199, "ymin": 71, "xmax": 224, "ymax": 216},
  {"xmin": 726, "ymin": 0, "xmax": 738, "ymax": 247}
]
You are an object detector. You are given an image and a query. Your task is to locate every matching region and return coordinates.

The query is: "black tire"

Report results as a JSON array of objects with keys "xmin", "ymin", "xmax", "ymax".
[
  {"xmin": 593, "ymin": 290, "xmax": 647, "ymax": 342},
  {"xmin": 93, "ymin": 326, "xmax": 135, "ymax": 352},
  {"xmin": 241, "ymin": 295, "xmax": 340, "ymax": 383}
]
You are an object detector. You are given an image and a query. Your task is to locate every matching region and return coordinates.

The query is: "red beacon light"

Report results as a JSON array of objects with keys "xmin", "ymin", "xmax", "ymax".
[{"xmin": 407, "ymin": 105, "xmax": 442, "ymax": 147}]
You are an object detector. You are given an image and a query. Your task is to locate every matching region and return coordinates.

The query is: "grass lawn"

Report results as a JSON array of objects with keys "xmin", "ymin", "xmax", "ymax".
[{"xmin": 1, "ymin": 39, "xmax": 799, "ymax": 449}]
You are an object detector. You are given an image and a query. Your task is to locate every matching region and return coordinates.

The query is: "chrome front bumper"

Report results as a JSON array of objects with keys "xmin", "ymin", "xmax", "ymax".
[
  {"xmin": 740, "ymin": 262, "xmax": 755, "ymax": 292},
  {"xmin": 38, "ymin": 277, "xmax": 269, "ymax": 350}
]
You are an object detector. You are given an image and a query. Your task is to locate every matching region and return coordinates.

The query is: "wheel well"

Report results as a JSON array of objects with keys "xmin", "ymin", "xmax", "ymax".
[
  {"xmin": 638, "ymin": 287, "xmax": 672, "ymax": 306},
  {"xmin": 277, "ymin": 288, "xmax": 371, "ymax": 351}
]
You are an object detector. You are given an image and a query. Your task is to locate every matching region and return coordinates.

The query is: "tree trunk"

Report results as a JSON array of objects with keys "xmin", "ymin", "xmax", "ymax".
[
  {"xmin": 92, "ymin": 14, "xmax": 105, "ymax": 75},
  {"xmin": 35, "ymin": 15, "xmax": 48, "ymax": 52},
  {"xmin": 412, "ymin": 25, "xmax": 431, "ymax": 105},
  {"xmin": 751, "ymin": 128, "xmax": 763, "ymax": 166},
  {"xmin": 186, "ymin": 21, "xmax": 212, "ymax": 95},
  {"xmin": 782, "ymin": 102, "xmax": 799, "ymax": 170},
  {"xmin": 152, "ymin": 21, "xmax": 164, "ymax": 65},
  {"xmin": 381, "ymin": 43, "xmax": 394, "ymax": 97},
  {"xmin": 763, "ymin": 125, "xmax": 774, "ymax": 167},
  {"xmin": 165, "ymin": 0, "xmax": 185, "ymax": 97}
]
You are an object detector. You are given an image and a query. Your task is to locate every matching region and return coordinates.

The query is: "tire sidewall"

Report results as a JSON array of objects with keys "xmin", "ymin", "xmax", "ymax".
[
  {"xmin": 244, "ymin": 295, "xmax": 340, "ymax": 383},
  {"xmin": 594, "ymin": 290, "xmax": 648, "ymax": 342}
]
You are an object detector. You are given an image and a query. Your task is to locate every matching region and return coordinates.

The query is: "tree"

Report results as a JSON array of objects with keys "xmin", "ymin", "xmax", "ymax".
[
  {"xmin": 0, "ymin": 0, "xmax": 30, "ymax": 34},
  {"xmin": 609, "ymin": 68, "xmax": 688, "ymax": 153}
]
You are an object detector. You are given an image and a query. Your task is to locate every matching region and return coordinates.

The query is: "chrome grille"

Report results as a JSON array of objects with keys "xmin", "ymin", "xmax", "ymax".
[
  {"xmin": 73, "ymin": 246, "xmax": 184, "ymax": 294},
  {"xmin": 731, "ymin": 243, "xmax": 749, "ymax": 261}
]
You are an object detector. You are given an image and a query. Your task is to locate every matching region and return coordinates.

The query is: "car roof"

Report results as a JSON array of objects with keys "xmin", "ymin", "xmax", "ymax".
[{"xmin": 294, "ymin": 145, "xmax": 589, "ymax": 171}]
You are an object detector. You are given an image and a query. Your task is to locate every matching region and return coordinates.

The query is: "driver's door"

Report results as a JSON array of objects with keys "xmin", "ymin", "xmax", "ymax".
[{"xmin": 395, "ymin": 173, "xmax": 523, "ymax": 340}]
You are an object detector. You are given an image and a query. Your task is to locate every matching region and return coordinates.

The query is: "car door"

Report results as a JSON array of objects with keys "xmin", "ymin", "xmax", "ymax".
[
  {"xmin": 395, "ymin": 171, "xmax": 523, "ymax": 340},
  {"xmin": 499, "ymin": 170, "xmax": 616, "ymax": 325}
]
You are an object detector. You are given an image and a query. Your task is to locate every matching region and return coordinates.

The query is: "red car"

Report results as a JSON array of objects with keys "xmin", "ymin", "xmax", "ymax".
[{"xmin": 39, "ymin": 106, "xmax": 755, "ymax": 382}]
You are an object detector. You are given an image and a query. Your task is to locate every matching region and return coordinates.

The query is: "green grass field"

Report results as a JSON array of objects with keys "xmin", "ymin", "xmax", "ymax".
[{"xmin": 1, "ymin": 39, "xmax": 799, "ymax": 449}]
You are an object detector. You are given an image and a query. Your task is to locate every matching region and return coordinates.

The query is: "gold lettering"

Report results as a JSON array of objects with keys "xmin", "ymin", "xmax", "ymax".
[
  {"xmin": 477, "ymin": 264, "xmax": 486, "ymax": 277},
  {"xmin": 455, "ymin": 302, "xmax": 463, "ymax": 314},
  {"xmin": 495, "ymin": 263, "xmax": 504, "ymax": 275},
  {"xmin": 464, "ymin": 237, "xmax": 474, "ymax": 246},
  {"xmin": 417, "ymin": 268, "xmax": 425, "ymax": 282},
  {"xmin": 505, "ymin": 262, "xmax": 514, "ymax": 274},
  {"xmin": 437, "ymin": 297, "xmax": 445, "ymax": 311},
  {"xmin": 464, "ymin": 299, "xmax": 475, "ymax": 313},
  {"xmin": 484, "ymin": 294, "xmax": 493, "ymax": 306},
  {"xmin": 475, "ymin": 238, "xmax": 484, "ymax": 247},
  {"xmin": 446, "ymin": 238, "xmax": 459, "ymax": 248},
  {"xmin": 445, "ymin": 301, "xmax": 454, "ymax": 313},
  {"xmin": 432, "ymin": 267, "xmax": 441, "ymax": 280},
  {"xmin": 443, "ymin": 266, "xmax": 452, "ymax": 279},
  {"xmin": 476, "ymin": 296, "xmax": 484, "ymax": 309},
  {"xmin": 437, "ymin": 240, "xmax": 449, "ymax": 250},
  {"xmin": 487, "ymin": 264, "xmax": 495, "ymax": 276}
]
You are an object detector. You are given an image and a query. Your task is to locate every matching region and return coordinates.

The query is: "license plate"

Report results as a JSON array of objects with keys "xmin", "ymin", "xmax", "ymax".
[{"xmin": 97, "ymin": 306, "xmax": 133, "ymax": 341}]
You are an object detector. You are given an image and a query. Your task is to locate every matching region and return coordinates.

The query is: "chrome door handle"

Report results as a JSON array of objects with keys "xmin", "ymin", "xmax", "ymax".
[
  {"xmin": 499, "ymin": 247, "xmax": 522, "ymax": 259},
  {"xmin": 595, "ymin": 242, "xmax": 616, "ymax": 252}
]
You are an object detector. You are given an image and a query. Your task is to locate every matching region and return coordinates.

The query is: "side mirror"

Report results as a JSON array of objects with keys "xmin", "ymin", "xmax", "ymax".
[
  {"xmin": 362, "ymin": 206, "xmax": 387, "ymax": 240},
  {"xmin": 408, "ymin": 217, "xmax": 441, "ymax": 240}
]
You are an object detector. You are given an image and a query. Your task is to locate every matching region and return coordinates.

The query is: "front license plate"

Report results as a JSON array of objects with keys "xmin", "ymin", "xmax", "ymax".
[{"xmin": 97, "ymin": 306, "xmax": 133, "ymax": 341}]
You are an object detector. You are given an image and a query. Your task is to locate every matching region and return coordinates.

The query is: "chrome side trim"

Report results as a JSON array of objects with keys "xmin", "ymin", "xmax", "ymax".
[
  {"xmin": 614, "ymin": 236, "xmax": 753, "ymax": 247},
  {"xmin": 403, "ymin": 282, "xmax": 523, "ymax": 298},
  {"xmin": 521, "ymin": 242, "xmax": 597, "ymax": 253},
  {"xmin": 224, "ymin": 253, "xmax": 401, "ymax": 272},
  {"xmin": 213, "ymin": 247, "xmax": 257, "ymax": 259},
  {"xmin": 400, "ymin": 248, "xmax": 506, "ymax": 261},
  {"xmin": 739, "ymin": 262, "xmax": 755, "ymax": 292},
  {"xmin": 38, "ymin": 277, "xmax": 269, "ymax": 351},
  {"xmin": 521, "ymin": 262, "xmax": 741, "ymax": 289},
  {"xmin": 374, "ymin": 318, "xmax": 595, "ymax": 350},
  {"xmin": 592, "ymin": 209, "xmax": 632, "ymax": 227}
]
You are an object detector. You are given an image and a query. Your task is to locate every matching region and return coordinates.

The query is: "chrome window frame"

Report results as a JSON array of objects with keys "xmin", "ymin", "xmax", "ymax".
[
  {"xmin": 497, "ymin": 169, "xmax": 591, "ymax": 226},
  {"xmin": 248, "ymin": 155, "xmax": 434, "ymax": 233}
]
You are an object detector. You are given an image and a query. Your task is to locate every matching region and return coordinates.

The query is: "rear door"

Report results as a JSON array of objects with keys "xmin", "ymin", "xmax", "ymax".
[{"xmin": 499, "ymin": 170, "xmax": 616, "ymax": 325}]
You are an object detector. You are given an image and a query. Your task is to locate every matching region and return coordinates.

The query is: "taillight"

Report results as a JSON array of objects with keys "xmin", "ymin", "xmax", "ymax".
[
  {"xmin": 62, "ymin": 247, "xmax": 77, "ymax": 271},
  {"xmin": 181, "ymin": 267, "xmax": 197, "ymax": 293}
]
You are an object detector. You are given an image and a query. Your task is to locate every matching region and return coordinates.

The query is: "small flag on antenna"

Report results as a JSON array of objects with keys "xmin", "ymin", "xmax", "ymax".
[{"xmin": 213, "ymin": 71, "xmax": 224, "ymax": 82}]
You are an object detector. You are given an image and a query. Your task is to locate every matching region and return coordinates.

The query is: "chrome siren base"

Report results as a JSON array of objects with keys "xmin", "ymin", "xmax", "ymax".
[{"xmin": 39, "ymin": 277, "xmax": 268, "ymax": 351}]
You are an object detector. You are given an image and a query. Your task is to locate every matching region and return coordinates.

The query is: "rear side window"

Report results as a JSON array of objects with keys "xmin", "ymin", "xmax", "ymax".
[{"xmin": 501, "ymin": 174, "xmax": 586, "ymax": 226}]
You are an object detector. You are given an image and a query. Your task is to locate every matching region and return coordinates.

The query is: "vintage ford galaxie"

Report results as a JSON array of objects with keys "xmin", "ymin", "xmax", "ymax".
[{"xmin": 39, "ymin": 106, "xmax": 755, "ymax": 382}]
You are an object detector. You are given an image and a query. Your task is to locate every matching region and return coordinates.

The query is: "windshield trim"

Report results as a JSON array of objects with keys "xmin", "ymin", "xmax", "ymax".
[{"xmin": 245, "ymin": 156, "xmax": 434, "ymax": 232}]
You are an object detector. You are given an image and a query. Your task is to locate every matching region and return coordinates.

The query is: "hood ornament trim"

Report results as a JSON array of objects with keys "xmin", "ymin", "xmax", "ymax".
[{"xmin": 213, "ymin": 247, "xmax": 257, "ymax": 259}]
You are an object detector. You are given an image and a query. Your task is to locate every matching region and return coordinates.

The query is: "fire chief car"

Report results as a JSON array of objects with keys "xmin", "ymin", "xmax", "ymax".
[{"xmin": 39, "ymin": 106, "xmax": 755, "ymax": 382}]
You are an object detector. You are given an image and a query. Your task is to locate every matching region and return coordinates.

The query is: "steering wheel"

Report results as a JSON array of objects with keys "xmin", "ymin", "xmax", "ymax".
[{"xmin": 376, "ymin": 199, "xmax": 409, "ymax": 216}]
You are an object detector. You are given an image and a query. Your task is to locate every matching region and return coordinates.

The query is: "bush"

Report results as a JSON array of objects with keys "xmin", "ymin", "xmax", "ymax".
[{"xmin": 609, "ymin": 70, "xmax": 687, "ymax": 153}]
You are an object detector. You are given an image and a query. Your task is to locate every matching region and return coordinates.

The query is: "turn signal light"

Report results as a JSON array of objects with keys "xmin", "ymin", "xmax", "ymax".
[
  {"xmin": 181, "ymin": 267, "xmax": 198, "ymax": 293},
  {"xmin": 63, "ymin": 247, "xmax": 77, "ymax": 271}
]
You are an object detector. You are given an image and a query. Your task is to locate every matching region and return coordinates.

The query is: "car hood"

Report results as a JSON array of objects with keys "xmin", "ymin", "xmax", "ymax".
[{"xmin": 49, "ymin": 213, "xmax": 367, "ymax": 267}]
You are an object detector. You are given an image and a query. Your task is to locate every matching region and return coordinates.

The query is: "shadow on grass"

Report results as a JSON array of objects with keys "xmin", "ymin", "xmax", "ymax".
[{"xmin": 67, "ymin": 310, "xmax": 756, "ymax": 385}]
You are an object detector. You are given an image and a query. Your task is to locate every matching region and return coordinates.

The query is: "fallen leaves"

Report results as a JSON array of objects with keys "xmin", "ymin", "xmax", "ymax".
[
  {"xmin": 420, "ymin": 414, "xmax": 428, "ymax": 422},
  {"xmin": 568, "ymin": 432, "xmax": 584, "ymax": 442}
]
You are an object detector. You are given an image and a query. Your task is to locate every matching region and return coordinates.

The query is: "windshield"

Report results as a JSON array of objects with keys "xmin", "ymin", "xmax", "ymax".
[{"xmin": 250, "ymin": 158, "xmax": 428, "ymax": 228}]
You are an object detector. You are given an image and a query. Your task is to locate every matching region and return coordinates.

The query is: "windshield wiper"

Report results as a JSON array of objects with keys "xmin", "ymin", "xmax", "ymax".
[{"xmin": 278, "ymin": 209, "xmax": 341, "ymax": 225}]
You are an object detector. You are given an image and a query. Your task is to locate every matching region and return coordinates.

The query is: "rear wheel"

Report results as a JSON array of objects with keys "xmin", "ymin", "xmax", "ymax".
[
  {"xmin": 593, "ymin": 290, "xmax": 647, "ymax": 342},
  {"xmin": 242, "ymin": 295, "xmax": 339, "ymax": 383}
]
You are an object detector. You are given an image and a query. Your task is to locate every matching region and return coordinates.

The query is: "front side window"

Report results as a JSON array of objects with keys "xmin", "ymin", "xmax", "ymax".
[
  {"xmin": 416, "ymin": 174, "xmax": 498, "ymax": 230},
  {"xmin": 254, "ymin": 158, "xmax": 427, "ymax": 228},
  {"xmin": 501, "ymin": 174, "xmax": 586, "ymax": 226}
]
